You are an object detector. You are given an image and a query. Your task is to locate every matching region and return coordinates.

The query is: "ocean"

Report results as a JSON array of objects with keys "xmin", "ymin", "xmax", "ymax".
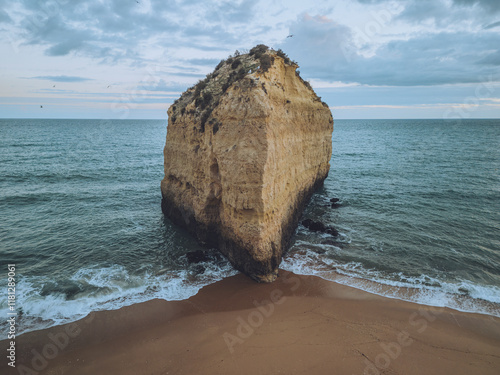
[{"xmin": 1, "ymin": 118, "xmax": 499, "ymax": 338}]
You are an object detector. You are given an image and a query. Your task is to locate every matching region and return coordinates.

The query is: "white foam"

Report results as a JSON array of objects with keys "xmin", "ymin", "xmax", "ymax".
[
  {"xmin": 0, "ymin": 262, "xmax": 237, "ymax": 339},
  {"xmin": 2, "ymin": 248, "xmax": 498, "ymax": 340},
  {"xmin": 281, "ymin": 248, "xmax": 500, "ymax": 318}
]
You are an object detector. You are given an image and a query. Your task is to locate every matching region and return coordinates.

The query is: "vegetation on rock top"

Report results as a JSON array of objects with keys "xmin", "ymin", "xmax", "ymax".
[{"xmin": 169, "ymin": 45, "xmax": 327, "ymax": 132}]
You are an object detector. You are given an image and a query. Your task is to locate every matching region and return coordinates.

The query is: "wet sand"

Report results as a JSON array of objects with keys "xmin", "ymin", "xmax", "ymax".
[{"xmin": 2, "ymin": 270, "xmax": 499, "ymax": 375}]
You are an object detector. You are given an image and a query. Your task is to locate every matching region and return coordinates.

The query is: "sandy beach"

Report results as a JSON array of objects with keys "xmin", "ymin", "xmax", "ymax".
[{"xmin": 2, "ymin": 270, "xmax": 499, "ymax": 375}]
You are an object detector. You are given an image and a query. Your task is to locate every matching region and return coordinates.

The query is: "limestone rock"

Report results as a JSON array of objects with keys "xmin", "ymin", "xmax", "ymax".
[{"xmin": 161, "ymin": 45, "xmax": 333, "ymax": 282}]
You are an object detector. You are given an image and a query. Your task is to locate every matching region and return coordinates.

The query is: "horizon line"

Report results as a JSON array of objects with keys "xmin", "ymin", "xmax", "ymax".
[{"xmin": 1, "ymin": 117, "xmax": 499, "ymax": 121}]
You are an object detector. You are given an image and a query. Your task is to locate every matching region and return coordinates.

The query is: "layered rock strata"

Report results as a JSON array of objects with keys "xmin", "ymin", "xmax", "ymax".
[{"xmin": 161, "ymin": 45, "xmax": 333, "ymax": 282}]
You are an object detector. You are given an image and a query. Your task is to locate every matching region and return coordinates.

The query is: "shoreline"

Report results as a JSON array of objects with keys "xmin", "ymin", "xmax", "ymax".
[
  {"xmin": 2, "ymin": 270, "xmax": 500, "ymax": 374},
  {"xmin": 3, "ymin": 266, "xmax": 499, "ymax": 344},
  {"xmin": 282, "ymin": 267, "xmax": 500, "ymax": 318}
]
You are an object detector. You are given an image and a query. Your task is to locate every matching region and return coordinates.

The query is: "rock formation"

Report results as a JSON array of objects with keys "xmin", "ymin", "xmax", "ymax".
[
  {"xmin": 161, "ymin": 45, "xmax": 333, "ymax": 282},
  {"xmin": 301, "ymin": 219, "xmax": 339, "ymax": 237}
]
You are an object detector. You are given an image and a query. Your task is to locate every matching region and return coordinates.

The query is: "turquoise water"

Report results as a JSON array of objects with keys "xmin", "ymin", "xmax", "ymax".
[{"xmin": 0, "ymin": 118, "xmax": 499, "ymax": 336}]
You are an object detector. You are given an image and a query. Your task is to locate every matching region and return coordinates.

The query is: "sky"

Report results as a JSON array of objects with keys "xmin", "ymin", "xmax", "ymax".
[{"xmin": 0, "ymin": 0, "xmax": 499, "ymax": 119}]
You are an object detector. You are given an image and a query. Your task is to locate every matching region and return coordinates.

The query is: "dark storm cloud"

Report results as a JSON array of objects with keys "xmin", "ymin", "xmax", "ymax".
[
  {"xmin": 26, "ymin": 75, "xmax": 93, "ymax": 82},
  {"xmin": 280, "ymin": 14, "xmax": 500, "ymax": 86}
]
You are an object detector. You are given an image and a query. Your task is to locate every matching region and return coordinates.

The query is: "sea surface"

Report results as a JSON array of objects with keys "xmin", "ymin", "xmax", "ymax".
[{"xmin": 0, "ymin": 118, "xmax": 499, "ymax": 338}]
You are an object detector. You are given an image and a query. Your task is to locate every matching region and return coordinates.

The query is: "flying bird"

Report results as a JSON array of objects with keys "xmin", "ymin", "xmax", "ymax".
[
  {"xmin": 287, "ymin": 34, "xmax": 294, "ymax": 38},
  {"xmin": 40, "ymin": 105, "xmax": 43, "ymax": 108}
]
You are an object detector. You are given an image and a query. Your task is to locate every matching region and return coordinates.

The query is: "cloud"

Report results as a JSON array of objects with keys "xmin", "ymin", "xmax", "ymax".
[
  {"xmin": 357, "ymin": 0, "xmax": 500, "ymax": 12},
  {"xmin": 279, "ymin": 13, "xmax": 500, "ymax": 86},
  {"xmin": 316, "ymin": 83, "xmax": 500, "ymax": 107},
  {"xmin": 6, "ymin": 0, "xmax": 259, "ymax": 65},
  {"xmin": 167, "ymin": 71, "xmax": 205, "ymax": 78},
  {"xmin": 280, "ymin": 14, "xmax": 355, "ymax": 70},
  {"xmin": 453, "ymin": 0, "xmax": 500, "ymax": 13},
  {"xmin": 27, "ymin": 75, "xmax": 94, "ymax": 82},
  {"xmin": 184, "ymin": 58, "xmax": 222, "ymax": 67},
  {"xmin": 2, "ymin": 0, "xmax": 499, "ymax": 118},
  {"xmin": 477, "ymin": 50, "xmax": 500, "ymax": 65},
  {"xmin": 356, "ymin": 0, "xmax": 500, "ymax": 26},
  {"xmin": 205, "ymin": 0, "xmax": 257, "ymax": 24},
  {"xmin": 353, "ymin": 32, "xmax": 500, "ymax": 85},
  {"xmin": 15, "ymin": 1, "xmax": 173, "ymax": 60},
  {"xmin": 138, "ymin": 79, "xmax": 187, "ymax": 92},
  {"xmin": 0, "ymin": 0, "xmax": 10, "ymax": 22},
  {"xmin": 484, "ymin": 20, "xmax": 500, "ymax": 29},
  {"xmin": 0, "ymin": 9, "xmax": 11, "ymax": 24},
  {"xmin": 396, "ymin": 1, "xmax": 452, "ymax": 25}
]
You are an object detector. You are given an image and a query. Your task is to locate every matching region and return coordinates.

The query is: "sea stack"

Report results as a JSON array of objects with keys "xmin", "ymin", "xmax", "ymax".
[{"xmin": 161, "ymin": 45, "xmax": 333, "ymax": 282}]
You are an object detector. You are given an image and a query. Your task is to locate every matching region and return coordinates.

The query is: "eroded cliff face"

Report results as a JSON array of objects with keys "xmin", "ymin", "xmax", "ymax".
[{"xmin": 161, "ymin": 45, "xmax": 333, "ymax": 282}]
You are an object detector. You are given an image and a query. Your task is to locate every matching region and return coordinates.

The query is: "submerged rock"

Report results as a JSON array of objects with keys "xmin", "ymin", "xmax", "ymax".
[
  {"xmin": 301, "ymin": 219, "xmax": 339, "ymax": 237},
  {"xmin": 161, "ymin": 45, "xmax": 333, "ymax": 282},
  {"xmin": 185, "ymin": 249, "xmax": 223, "ymax": 264},
  {"xmin": 330, "ymin": 197, "xmax": 342, "ymax": 208},
  {"xmin": 186, "ymin": 250, "xmax": 211, "ymax": 264}
]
